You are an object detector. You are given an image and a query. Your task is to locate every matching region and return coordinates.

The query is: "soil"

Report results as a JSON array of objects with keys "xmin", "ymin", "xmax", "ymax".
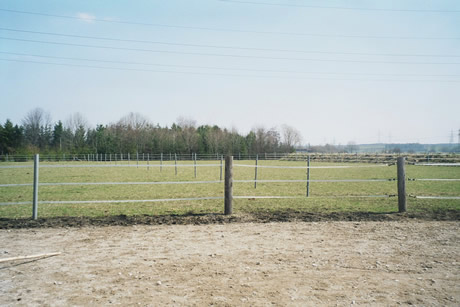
[
  {"xmin": 0, "ymin": 209, "xmax": 459, "ymax": 229},
  {"xmin": 1, "ymin": 220, "xmax": 459, "ymax": 306}
]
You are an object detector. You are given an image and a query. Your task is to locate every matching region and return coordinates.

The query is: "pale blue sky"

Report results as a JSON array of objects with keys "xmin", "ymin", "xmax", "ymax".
[{"xmin": 1, "ymin": 0, "xmax": 459, "ymax": 145}]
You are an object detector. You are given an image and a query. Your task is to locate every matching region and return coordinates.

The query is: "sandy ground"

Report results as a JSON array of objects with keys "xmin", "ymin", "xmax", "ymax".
[{"xmin": 1, "ymin": 221, "xmax": 459, "ymax": 306}]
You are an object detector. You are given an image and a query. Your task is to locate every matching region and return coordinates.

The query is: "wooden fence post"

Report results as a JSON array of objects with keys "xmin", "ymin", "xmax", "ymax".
[
  {"xmin": 397, "ymin": 157, "xmax": 407, "ymax": 212},
  {"xmin": 32, "ymin": 154, "xmax": 39, "ymax": 220},
  {"xmin": 225, "ymin": 155, "xmax": 233, "ymax": 215}
]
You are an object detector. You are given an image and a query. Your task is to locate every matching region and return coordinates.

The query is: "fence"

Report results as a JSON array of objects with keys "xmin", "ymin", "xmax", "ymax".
[
  {"xmin": 0, "ymin": 155, "xmax": 459, "ymax": 219},
  {"xmin": 0, "ymin": 152, "xmax": 290, "ymax": 162},
  {"xmin": 1, "ymin": 152, "xmax": 459, "ymax": 164}
]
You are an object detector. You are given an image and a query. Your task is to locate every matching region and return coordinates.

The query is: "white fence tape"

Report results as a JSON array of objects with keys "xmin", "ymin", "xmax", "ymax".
[
  {"xmin": 234, "ymin": 164, "xmax": 389, "ymax": 169},
  {"xmin": 0, "ymin": 163, "xmax": 221, "ymax": 169},
  {"xmin": 414, "ymin": 196, "xmax": 460, "ymax": 200},
  {"xmin": 0, "ymin": 180, "xmax": 222, "ymax": 188},
  {"xmin": 0, "ymin": 196, "xmax": 223, "ymax": 206},
  {"xmin": 414, "ymin": 163, "xmax": 460, "ymax": 166},
  {"xmin": 412, "ymin": 178, "xmax": 460, "ymax": 182}
]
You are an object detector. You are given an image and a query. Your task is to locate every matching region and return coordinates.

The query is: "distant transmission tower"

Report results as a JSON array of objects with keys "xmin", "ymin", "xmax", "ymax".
[
  {"xmin": 450, "ymin": 130, "xmax": 454, "ymax": 144},
  {"xmin": 458, "ymin": 129, "xmax": 460, "ymax": 152}
]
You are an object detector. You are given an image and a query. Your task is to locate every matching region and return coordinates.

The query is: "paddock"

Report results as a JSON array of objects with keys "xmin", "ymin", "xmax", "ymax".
[{"xmin": 1, "ymin": 220, "xmax": 458, "ymax": 306}]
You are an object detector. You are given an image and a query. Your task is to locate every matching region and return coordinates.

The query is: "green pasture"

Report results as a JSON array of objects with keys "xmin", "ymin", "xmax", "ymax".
[{"xmin": 0, "ymin": 160, "xmax": 458, "ymax": 218}]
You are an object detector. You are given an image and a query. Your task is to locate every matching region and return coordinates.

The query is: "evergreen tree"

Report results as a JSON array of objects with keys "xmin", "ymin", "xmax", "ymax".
[
  {"xmin": 52, "ymin": 121, "xmax": 64, "ymax": 151},
  {"xmin": 0, "ymin": 119, "xmax": 23, "ymax": 154}
]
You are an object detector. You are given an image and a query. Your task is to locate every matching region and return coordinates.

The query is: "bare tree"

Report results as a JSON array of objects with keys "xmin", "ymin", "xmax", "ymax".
[
  {"xmin": 65, "ymin": 112, "xmax": 89, "ymax": 134},
  {"xmin": 177, "ymin": 116, "xmax": 198, "ymax": 153},
  {"xmin": 252, "ymin": 126, "xmax": 281, "ymax": 153},
  {"xmin": 64, "ymin": 113, "xmax": 90, "ymax": 151},
  {"xmin": 22, "ymin": 108, "xmax": 52, "ymax": 147},
  {"xmin": 176, "ymin": 116, "xmax": 196, "ymax": 129},
  {"xmin": 281, "ymin": 124, "xmax": 302, "ymax": 148},
  {"xmin": 116, "ymin": 112, "xmax": 151, "ymax": 153},
  {"xmin": 118, "ymin": 112, "xmax": 150, "ymax": 130},
  {"xmin": 206, "ymin": 126, "xmax": 223, "ymax": 154},
  {"xmin": 252, "ymin": 126, "xmax": 267, "ymax": 153},
  {"xmin": 345, "ymin": 141, "xmax": 358, "ymax": 153}
]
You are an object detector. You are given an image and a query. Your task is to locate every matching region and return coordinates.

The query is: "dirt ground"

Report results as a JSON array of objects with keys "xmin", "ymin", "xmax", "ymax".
[{"xmin": 1, "ymin": 221, "xmax": 459, "ymax": 306}]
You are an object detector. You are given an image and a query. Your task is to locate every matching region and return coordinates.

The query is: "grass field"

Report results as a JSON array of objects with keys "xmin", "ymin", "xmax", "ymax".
[{"xmin": 0, "ymin": 159, "xmax": 459, "ymax": 219}]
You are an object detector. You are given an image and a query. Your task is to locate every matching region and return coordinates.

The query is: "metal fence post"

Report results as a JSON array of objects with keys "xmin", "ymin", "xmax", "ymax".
[
  {"xmin": 32, "ymin": 154, "xmax": 39, "ymax": 220},
  {"xmin": 175, "ymin": 153, "xmax": 177, "ymax": 176},
  {"xmin": 306, "ymin": 155, "xmax": 311, "ymax": 197},
  {"xmin": 225, "ymin": 155, "xmax": 233, "ymax": 215},
  {"xmin": 220, "ymin": 155, "xmax": 223, "ymax": 181},
  {"xmin": 397, "ymin": 157, "xmax": 407, "ymax": 212},
  {"xmin": 160, "ymin": 153, "xmax": 163, "ymax": 173},
  {"xmin": 194, "ymin": 153, "xmax": 197, "ymax": 178},
  {"xmin": 254, "ymin": 154, "xmax": 258, "ymax": 189}
]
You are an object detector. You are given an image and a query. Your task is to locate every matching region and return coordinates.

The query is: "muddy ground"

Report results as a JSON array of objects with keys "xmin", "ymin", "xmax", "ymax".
[
  {"xmin": 1, "ymin": 219, "xmax": 459, "ymax": 306},
  {"xmin": 0, "ymin": 209, "xmax": 459, "ymax": 229}
]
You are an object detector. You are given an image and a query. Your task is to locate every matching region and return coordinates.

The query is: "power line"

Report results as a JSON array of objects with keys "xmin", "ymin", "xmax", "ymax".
[
  {"xmin": 2, "ymin": 58, "xmax": 460, "ymax": 83},
  {"xmin": 3, "ymin": 51, "xmax": 459, "ymax": 78},
  {"xmin": 219, "ymin": 0, "xmax": 460, "ymax": 13},
  {"xmin": 2, "ymin": 37, "xmax": 460, "ymax": 65},
  {"xmin": 0, "ymin": 8, "xmax": 458, "ymax": 40},
  {"xmin": 1, "ymin": 27, "xmax": 459, "ymax": 58}
]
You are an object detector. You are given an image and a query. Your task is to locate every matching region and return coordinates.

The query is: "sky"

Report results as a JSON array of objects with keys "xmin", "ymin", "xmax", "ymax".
[{"xmin": 0, "ymin": 0, "xmax": 459, "ymax": 145}]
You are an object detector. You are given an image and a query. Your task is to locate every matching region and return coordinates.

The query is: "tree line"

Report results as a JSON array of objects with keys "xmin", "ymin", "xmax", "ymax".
[{"xmin": 0, "ymin": 108, "xmax": 302, "ymax": 155}]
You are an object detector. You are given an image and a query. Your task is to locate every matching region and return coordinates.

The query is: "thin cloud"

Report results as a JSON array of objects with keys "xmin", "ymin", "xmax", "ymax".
[{"xmin": 76, "ymin": 12, "xmax": 96, "ymax": 23}]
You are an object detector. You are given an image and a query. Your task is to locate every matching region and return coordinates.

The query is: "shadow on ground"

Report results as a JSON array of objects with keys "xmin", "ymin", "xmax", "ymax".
[{"xmin": 1, "ymin": 210, "xmax": 459, "ymax": 229}]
